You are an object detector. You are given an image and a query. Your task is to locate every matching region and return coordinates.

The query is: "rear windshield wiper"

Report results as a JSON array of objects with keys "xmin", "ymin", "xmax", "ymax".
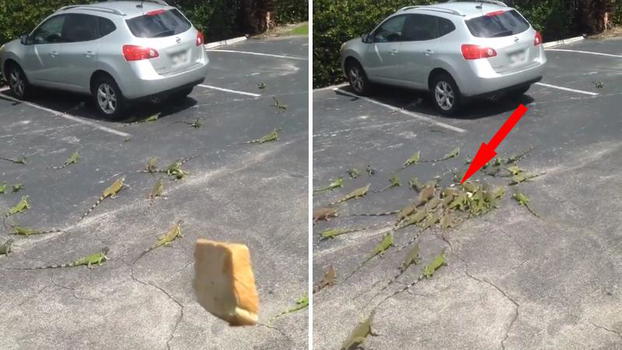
[
  {"xmin": 153, "ymin": 29, "xmax": 175, "ymax": 37},
  {"xmin": 490, "ymin": 30, "xmax": 514, "ymax": 37}
]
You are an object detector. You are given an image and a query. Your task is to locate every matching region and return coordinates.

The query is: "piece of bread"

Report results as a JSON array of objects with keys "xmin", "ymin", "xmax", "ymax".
[{"xmin": 193, "ymin": 239, "xmax": 259, "ymax": 326}]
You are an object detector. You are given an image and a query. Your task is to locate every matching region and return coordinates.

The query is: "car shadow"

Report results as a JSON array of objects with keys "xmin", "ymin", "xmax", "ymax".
[
  {"xmin": 336, "ymin": 84, "xmax": 535, "ymax": 120},
  {"xmin": 0, "ymin": 88, "xmax": 198, "ymax": 124}
]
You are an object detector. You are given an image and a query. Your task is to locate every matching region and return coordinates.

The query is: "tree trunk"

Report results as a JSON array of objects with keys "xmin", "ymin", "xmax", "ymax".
[
  {"xmin": 239, "ymin": 0, "xmax": 275, "ymax": 34},
  {"xmin": 577, "ymin": 0, "xmax": 612, "ymax": 34}
]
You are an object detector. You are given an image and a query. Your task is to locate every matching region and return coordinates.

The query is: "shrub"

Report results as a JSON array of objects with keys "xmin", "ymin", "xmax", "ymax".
[{"xmin": 275, "ymin": 0, "xmax": 308, "ymax": 23}]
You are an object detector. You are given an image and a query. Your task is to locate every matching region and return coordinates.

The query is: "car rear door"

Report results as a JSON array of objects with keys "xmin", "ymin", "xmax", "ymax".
[
  {"xmin": 361, "ymin": 14, "xmax": 407, "ymax": 82},
  {"xmin": 125, "ymin": 8, "xmax": 201, "ymax": 76},
  {"xmin": 22, "ymin": 14, "xmax": 67, "ymax": 86},
  {"xmin": 465, "ymin": 9, "xmax": 539, "ymax": 74},
  {"xmin": 57, "ymin": 14, "xmax": 101, "ymax": 92}
]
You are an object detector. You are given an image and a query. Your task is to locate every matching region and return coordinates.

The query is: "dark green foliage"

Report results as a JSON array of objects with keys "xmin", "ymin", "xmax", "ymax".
[
  {"xmin": 172, "ymin": 0, "xmax": 243, "ymax": 41},
  {"xmin": 275, "ymin": 0, "xmax": 308, "ymax": 23}
]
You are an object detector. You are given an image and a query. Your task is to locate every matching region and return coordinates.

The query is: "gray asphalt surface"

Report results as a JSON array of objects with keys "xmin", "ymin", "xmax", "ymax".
[
  {"xmin": 0, "ymin": 36, "xmax": 308, "ymax": 350},
  {"xmin": 313, "ymin": 37, "xmax": 622, "ymax": 350}
]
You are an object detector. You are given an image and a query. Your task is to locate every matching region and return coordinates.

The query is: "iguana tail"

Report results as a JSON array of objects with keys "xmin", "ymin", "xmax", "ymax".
[
  {"xmin": 12, "ymin": 262, "xmax": 76, "ymax": 270},
  {"xmin": 347, "ymin": 210, "xmax": 399, "ymax": 217},
  {"xmin": 525, "ymin": 204, "xmax": 541, "ymax": 218},
  {"xmin": 79, "ymin": 195, "xmax": 106, "ymax": 221}
]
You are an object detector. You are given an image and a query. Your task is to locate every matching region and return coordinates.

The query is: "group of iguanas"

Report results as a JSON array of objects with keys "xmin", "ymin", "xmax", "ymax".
[{"xmin": 314, "ymin": 145, "xmax": 543, "ymax": 349}]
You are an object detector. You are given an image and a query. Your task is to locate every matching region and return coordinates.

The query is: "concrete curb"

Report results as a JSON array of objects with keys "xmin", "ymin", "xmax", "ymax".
[
  {"xmin": 204, "ymin": 35, "xmax": 248, "ymax": 49},
  {"xmin": 543, "ymin": 35, "xmax": 585, "ymax": 48}
]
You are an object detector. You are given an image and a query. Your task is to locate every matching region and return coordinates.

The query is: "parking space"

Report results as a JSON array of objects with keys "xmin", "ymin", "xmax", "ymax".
[
  {"xmin": 0, "ymin": 36, "xmax": 308, "ymax": 350},
  {"xmin": 313, "ymin": 37, "xmax": 622, "ymax": 349}
]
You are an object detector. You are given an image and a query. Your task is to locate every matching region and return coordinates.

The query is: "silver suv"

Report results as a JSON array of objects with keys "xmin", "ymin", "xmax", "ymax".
[
  {"xmin": 0, "ymin": 0, "xmax": 209, "ymax": 118},
  {"xmin": 340, "ymin": 0, "xmax": 546, "ymax": 115}
]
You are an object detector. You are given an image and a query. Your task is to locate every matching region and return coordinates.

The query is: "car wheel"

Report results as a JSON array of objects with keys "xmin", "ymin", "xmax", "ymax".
[
  {"xmin": 169, "ymin": 87, "xmax": 193, "ymax": 102},
  {"xmin": 431, "ymin": 73, "xmax": 461, "ymax": 115},
  {"xmin": 92, "ymin": 75, "xmax": 126, "ymax": 118},
  {"xmin": 7, "ymin": 64, "xmax": 32, "ymax": 99},
  {"xmin": 347, "ymin": 61, "xmax": 371, "ymax": 95}
]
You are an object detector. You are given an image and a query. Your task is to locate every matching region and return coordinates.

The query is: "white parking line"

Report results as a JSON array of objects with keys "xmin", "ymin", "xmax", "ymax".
[
  {"xmin": 334, "ymin": 88, "xmax": 467, "ymax": 133},
  {"xmin": 205, "ymin": 49, "xmax": 307, "ymax": 61},
  {"xmin": 0, "ymin": 92, "xmax": 131, "ymax": 138},
  {"xmin": 0, "ymin": 86, "xmax": 9, "ymax": 92},
  {"xmin": 545, "ymin": 48, "xmax": 622, "ymax": 59},
  {"xmin": 197, "ymin": 84, "xmax": 261, "ymax": 97},
  {"xmin": 535, "ymin": 82, "xmax": 599, "ymax": 96},
  {"xmin": 313, "ymin": 83, "xmax": 348, "ymax": 92}
]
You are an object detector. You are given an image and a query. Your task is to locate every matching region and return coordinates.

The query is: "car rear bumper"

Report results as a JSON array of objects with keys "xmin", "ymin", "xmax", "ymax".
[
  {"xmin": 117, "ymin": 58, "xmax": 208, "ymax": 100},
  {"xmin": 455, "ymin": 57, "xmax": 546, "ymax": 97}
]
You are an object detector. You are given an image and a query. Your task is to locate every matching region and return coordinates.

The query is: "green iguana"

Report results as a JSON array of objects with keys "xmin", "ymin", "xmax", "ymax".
[
  {"xmin": 246, "ymin": 128, "xmax": 280, "ymax": 144},
  {"xmin": 347, "ymin": 168, "xmax": 360, "ymax": 179},
  {"xmin": 15, "ymin": 248, "xmax": 109, "ymax": 270},
  {"xmin": 395, "ymin": 209, "xmax": 427, "ymax": 230},
  {"xmin": 257, "ymin": 82, "xmax": 266, "ymax": 90},
  {"xmin": 423, "ymin": 252, "xmax": 446, "ymax": 278},
  {"xmin": 371, "ymin": 244, "xmax": 421, "ymax": 299},
  {"xmin": 512, "ymin": 192, "xmax": 540, "ymax": 217},
  {"xmin": 376, "ymin": 175, "xmax": 400, "ymax": 192},
  {"xmin": 313, "ymin": 207, "xmax": 338, "ymax": 222},
  {"xmin": 6, "ymin": 196, "xmax": 30, "ymax": 217},
  {"xmin": 50, "ymin": 152, "xmax": 79, "ymax": 170},
  {"xmin": 0, "ymin": 239, "xmax": 14, "ymax": 256},
  {"xmin": 409, "ymin": 176, "xmax": 424, "ymax": 192},
  {"xmin": 314, "ymin": 265, "xmax": 336, "ymax": 293},
  {"xmin": 10, "ymin": 224, "xmax": 62, "ymax": 236},
  {"xmin": 340, "ymin": 310, "xmax": 378, "ymax": 350},
  {"xmin": 422, "ymin": 147, "xmax": 460, "ymax": 163},
  {"xmin": 79, "ymin": 178, "xmax": 125, "ymax": 221},
  {"xmin": 136, "ymin": 220, "xmax": 183, "ymax": 260},
  {"xmin": 272, "ymin": 97, "xmax": 287, "ymax": 111},
  {"xmin": 314, "ymin": 177, "xmax": 344, "ymax": 193},
  {"xmin": 184, "ymin": 118, "xmax": 202, "ymax": 128},
  {"xmin": 403, "ymin": 151, "xmax": 421, "ymax": 168},
  {"xmin": 510, "ymin": 172, "xmax": 545, "ymax": 185},
  {"xmin": 143, "ymin": 157, "xmax": 159, "ymax": 173},
  {"xmin": 0, "ymin": 155, "xmax": 27, "ymax": 165},
  {"xmin": 272, "ymin": 295, "xmax": 308, "ymax": 320},
  {"xmin": 320, "ymin": 224, "xmax": 386, "ymax": 240},
  {"xmin": 593, "ymin": 81, "xmax": 604, "ymax": 89},
  {"xmin": 12, "ymin": 184, "xmax": 23, "ymax": 193},
  {"xmin": 344, "ymin": 232, "xmax": 394, "ymax": 282},
  {"xmin": 331, "ymin": 184, "xmax": 370, "ymax": 205},
  {"xmin": 0, "ymin": 183, "xmax": 6, "ymax": 194},
  {"xmin": 148, "ymin": 178, "xmax": 165, "ymax": 204}
]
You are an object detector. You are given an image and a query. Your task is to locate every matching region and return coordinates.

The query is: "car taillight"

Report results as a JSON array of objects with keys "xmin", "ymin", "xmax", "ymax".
[
  {"xmin": 485, "ymin": 10, "xmax": 505, "ymax": 16},
  {"xmin": 196, "ymin": 31, "xmax": 204, "ymax": 46},
  {"xmin": 146, "ymin": 9, "xmax": 166, "ymax": 16},
  {"xmin": 461, "ymin": 44, "xmax": 497, "ymax": 60},
  {"xmin": 534, "ymin": 32, "xmax": 542, "ymax": 46},
  {"xmin": 122, "ymin": 45, "xmax": 159, "ymax": 61}
]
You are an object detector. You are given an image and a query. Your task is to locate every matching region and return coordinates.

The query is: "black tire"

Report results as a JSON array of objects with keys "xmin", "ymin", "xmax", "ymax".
[
  {"xmin": 6, "ymin": 63, "xmax": 32, "ymax": 100},
  {"xmin": 346, "ymin": 60, "xmax": 372, "ymax": 96},
  {"xmin": 169, "ymin": 86, "xmax": 194, "ymax": 102},
  {"xmin": 91, "ymin": 75, "xmax": 126, "ymax": 118},
  {"xmin": 430, "ymin": 73, "xmax": 462, "ymax": 116}
]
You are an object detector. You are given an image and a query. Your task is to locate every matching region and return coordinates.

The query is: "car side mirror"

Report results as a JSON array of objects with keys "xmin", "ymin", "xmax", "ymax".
[
  {"xmin": 361, "ymin": 33, "xmax": 372, "ymax": 44},
  {"xmin": 19, "ymin": 34, "xmax": 31, "ymax": 45}
]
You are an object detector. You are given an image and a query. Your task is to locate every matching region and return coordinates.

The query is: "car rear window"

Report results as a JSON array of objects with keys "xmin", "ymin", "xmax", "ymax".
[
  {"xmin": 465, "ymin": 10, "xmax": 529, "ymax": 38},
  {"xmin": 126, "ymin": 9, "xmax": 191, "ymax": 38}
]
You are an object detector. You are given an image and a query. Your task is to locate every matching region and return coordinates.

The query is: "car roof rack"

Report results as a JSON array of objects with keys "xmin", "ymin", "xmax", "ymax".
[
  {"xmin": 448, "ymin": 0, "xmax": 508, "ymax": 7},
  {"xmin": 60, "ymin": 5, "xmax": 126, "ymax": 16},
  {"xmin": 398, "ymin": 5, "xmax": 464, "ymax": 16},
  {"xmin": 99, "ymin": 0, "xmax": 170, "ymax": 6}
]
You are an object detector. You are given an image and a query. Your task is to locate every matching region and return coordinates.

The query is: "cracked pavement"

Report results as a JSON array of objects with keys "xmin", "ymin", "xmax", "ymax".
[
  {"xmin": 313, "ymin": 37, "xmax": 622, "ymax": 349},
  {"xmin": 0, "ymin": 37, "xmax": 308, "ymax": 349}
]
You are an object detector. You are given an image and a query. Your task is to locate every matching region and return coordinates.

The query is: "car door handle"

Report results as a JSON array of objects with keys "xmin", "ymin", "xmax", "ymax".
[
  {"xmin": 425, "ymin": 49, "xmax": 434, "ymax": 56},
  {"xmin": 390, "ymin": 49, "xmax": 398, "ymax": 55},
  {"xmin": 49, "ymin": 51, "xmax": 59, "ymax": 57},
  {"xmin": 85, "ymin": 51, "xmax": 94, "ymax": 58}
]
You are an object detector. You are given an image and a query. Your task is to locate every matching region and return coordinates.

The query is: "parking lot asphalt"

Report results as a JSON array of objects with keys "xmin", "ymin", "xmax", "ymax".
[
  {"xmin": 0, "ymin": 36, "xmax": 308, "ymax": 350},
  {"xmin": 313, "ymin": 37, "xmax": 622, "ymax": 350}
]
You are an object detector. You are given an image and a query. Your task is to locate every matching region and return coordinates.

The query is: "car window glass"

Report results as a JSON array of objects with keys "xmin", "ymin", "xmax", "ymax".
[
  {"xmin": 98, "ymin": 17, "xmax": 117, "ymax": 37},
  {"xmin": 438, "ymin": 17, "xmax": 456, "ymax": 37},
  {"xmin": 403, "ymin": 14, "xmax": 441, "ymax": 41},
  {"xmin": 373, "ymin": 15, "xmax": 406, "ymax": 43},
  {"xmin": 62, "ymin": 14, "xmax": 99, "ymax": 42},
  {"xmin": 466, "ymin": 10, "xmax": 529, "ymax": 38},
  {"xmin": 126, "ymin": 9, "xmax": 191, "ymax": 38},
  {"xmin": 32, "ymin": 15, "xmax": 66, "ymax": 44}
]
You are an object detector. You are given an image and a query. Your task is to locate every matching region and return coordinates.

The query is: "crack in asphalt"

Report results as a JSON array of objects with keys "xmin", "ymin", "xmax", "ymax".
[
  {"xmin": 590, "ymin": 321, "xmax": 622, "ymax": 340},
  {"xmin": 130, "ymin": 254, "xmax": 184, "ymax": 350}
]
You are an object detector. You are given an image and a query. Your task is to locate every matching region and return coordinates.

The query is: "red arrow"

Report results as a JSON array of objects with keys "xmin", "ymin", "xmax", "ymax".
[{"xmin": 460, "ymin": 104, "xmax": 528, "ymax": 184}]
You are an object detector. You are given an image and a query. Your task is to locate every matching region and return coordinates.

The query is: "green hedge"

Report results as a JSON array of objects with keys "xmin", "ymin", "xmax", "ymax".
[
  {"xmin": 275, "ymin": 0, "xmax": 308, "ymax": 23},
  {"xmin": 0, "ymin": 0, "xmax": 305, "ymax": 45},
  {"xmin": 313, "ymin": 0, "xmax": 621, "ymax": 88}
]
